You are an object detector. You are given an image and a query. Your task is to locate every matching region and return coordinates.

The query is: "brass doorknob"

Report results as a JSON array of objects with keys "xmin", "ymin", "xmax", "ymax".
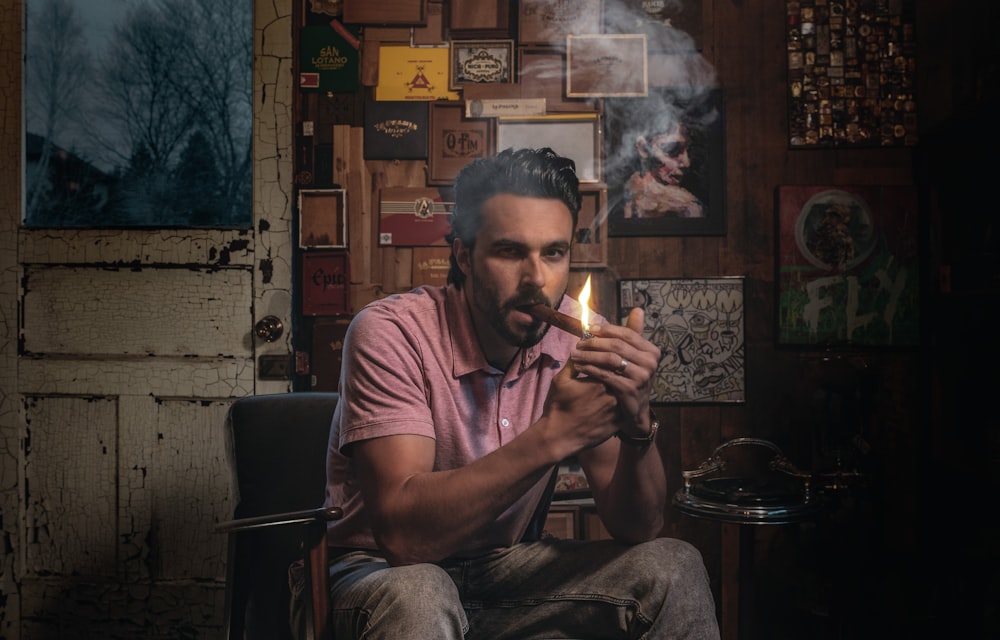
[{"xmin": 254, "ymin": 315, "xmax": 284, "ymax": 342}]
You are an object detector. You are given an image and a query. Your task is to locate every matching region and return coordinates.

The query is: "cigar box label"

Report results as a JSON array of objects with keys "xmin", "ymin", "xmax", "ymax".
[
  {"xmin": 376, "ymin": 45, "xmax": 460, "ymax": 102},
  {"xmin": 412, "ymin": 247, "xmax": 452, "ymax": 287},
  {"xmin": 363, "ymin": 99, "xmax": 428, "ymax": 160},
  {"xmin": 300, "ymin": 25, "xmax": 360, "ymax": 92},
  {"xmin": 301, "ymin": 251, "xmax": 351, "ymax": 316},
  {"xmin": 378, "ymin": 188, "xmax": 454, "ymax": 246},
  {"xmin": 465, "ymin": 98, "xmax": 547, "ymax": 118}
]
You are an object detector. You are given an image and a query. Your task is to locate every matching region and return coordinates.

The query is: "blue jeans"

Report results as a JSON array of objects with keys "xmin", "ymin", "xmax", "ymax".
[{"xmin": 291, "ymin": 537, "xmax": 720, "ymax": 640}]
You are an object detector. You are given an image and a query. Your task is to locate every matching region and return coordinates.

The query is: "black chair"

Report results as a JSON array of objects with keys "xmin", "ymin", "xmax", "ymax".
[
  {"xmin": 216, "ymin": 392, "xmax": 343, "ymax": 640},
  {"xmin": 215, "ymin": 391, "xmax": 560, "ymax": 640}
]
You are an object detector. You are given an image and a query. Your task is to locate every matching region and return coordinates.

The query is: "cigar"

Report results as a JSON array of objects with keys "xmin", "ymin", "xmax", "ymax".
[{"xmin": 521, "ymin": 303, "xmax": 594, "ymax": 339}]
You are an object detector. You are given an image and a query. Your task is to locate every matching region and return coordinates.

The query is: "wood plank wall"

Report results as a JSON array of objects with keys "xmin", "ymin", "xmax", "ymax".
[{"xmin": 293, "ymin": 1, "xmax": 997, "ymax": 634}]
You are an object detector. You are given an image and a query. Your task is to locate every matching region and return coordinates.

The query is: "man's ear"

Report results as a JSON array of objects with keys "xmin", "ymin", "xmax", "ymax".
[{"xmin": 453, "ymin": 237, "xmax": 471, "ymax": 275}]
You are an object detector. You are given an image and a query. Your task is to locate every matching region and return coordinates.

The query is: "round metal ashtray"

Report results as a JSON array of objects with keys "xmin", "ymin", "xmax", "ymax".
[
  {"xmin": 672, "ymin": 438, "xmax": 826, "ymax": 525},
  {"xmin": 674, "ymin": 477, "xmax": 824, "ymax": 525}
]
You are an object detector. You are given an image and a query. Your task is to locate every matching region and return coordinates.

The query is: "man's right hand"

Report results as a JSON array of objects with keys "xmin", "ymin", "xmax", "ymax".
[{"xmin": 540, "ymin": 362, "xmax": 621, "ymax": 458}]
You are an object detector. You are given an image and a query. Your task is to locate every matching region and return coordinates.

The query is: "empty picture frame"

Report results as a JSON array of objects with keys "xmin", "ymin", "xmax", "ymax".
[
  {"xmin": 298, "ymin": 189, "xmax": 348, "ymax": 248},
  {"xmin": 496, "ymin": 114, "xmax": 602, "ymax": 182},
  {"xmin": 566, "ymin": 34, "xmax": 648, "ymax": 98}
]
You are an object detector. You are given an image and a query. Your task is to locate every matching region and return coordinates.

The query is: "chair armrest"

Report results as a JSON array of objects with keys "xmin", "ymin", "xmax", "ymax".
[
  {"xmin": 215, "ymin": 506, "xmax": 344, "ymax": 534},
  {"xmin": 216, "ymin": 506, "xmax": 343, "ymax": 640}
]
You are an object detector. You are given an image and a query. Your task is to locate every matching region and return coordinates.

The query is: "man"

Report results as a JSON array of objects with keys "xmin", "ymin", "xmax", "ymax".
[{"xmin": 292, "ymin": 148, "xmax": 720, "ymax": 639}]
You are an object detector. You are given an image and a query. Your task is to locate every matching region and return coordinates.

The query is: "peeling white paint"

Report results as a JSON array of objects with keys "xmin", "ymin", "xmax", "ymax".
[
  {"xmin": 22, "ymin": 266, "xmax": 254, "ymax": 356},
  {"xmin": 0, "ymin": 1, "xmax": 296, "ymax": 636},
  {"xmin": 18, "ymin": 358, "xmax": 253, "ymax": 398},
  {"xmin": 18, "ymin": 229, "xmax": 255, "ymax": 266}
]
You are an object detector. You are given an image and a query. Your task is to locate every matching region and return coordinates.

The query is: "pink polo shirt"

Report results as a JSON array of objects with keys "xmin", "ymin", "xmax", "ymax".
[{"xmin": 324, "ymin": 284, "xmax": 595, "ymax": 556}]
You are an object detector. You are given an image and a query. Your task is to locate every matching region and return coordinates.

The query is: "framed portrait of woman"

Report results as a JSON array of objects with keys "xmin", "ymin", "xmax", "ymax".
[{"xmin": 604, "ymin": 88, "xmax": 726, "ymax": 237}]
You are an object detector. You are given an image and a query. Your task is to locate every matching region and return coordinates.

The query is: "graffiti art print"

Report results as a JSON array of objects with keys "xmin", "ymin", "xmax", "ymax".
[
  {"xmin": 777, "ymin": 185, "xmax": 919, "ymax": 347},
  {"xmin": 619, "ymin": 277, "xmax": 745, "ymax": 404}
]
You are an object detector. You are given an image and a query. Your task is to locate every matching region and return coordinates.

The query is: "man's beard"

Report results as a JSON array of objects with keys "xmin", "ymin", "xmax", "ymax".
[{"xmin": 469, "ymin": 268, "xmax": 554, "ymax": 348}]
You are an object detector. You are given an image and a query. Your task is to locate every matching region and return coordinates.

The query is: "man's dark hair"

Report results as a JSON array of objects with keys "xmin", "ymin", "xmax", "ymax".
[{"xmin": 446, "ymin": 147, "xmax": 581, "ymax": 286}]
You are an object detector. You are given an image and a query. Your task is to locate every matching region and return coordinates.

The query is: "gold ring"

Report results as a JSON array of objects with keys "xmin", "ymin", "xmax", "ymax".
[{"xmin": 616, "ymin": 358, "xmax": 629, "ymax": 375}]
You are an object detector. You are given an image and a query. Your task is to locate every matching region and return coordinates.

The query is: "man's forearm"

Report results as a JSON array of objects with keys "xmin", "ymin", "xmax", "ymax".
[
  {"xmin": 583, "ymin": 440, "xmax": 668, "ymax": 543},
  {"xmin": 360, "ymin": 427, "xmax": 562, "ymax": 565}
]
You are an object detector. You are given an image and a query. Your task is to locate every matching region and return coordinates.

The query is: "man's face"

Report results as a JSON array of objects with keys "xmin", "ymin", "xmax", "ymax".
[
  {"xmin": 455, "ymin": 193, "xmax": 574, "ymax": 349},
  {"xmin": 637, "ymin": 126, "xmax": 691, "ymax": 186}
]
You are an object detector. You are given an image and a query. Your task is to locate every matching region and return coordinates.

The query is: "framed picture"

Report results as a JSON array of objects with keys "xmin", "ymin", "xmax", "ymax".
[
  {"xmin": 619, "ymin": 277, "xmax": 746, "ymax": 404},
  {"xmin": 554, "ymin": 459, "xmax": 590, "ymax": 499},
  {"xmin": 428, "ymin": 102, "xmax": 494, "ymax": 185},
  {"xmin": 786, "ymin": 0, "xmax": 917, "ymax": 147},
  {"xmin": 449, "ymin": 40, "xmax": 515, "ymax": 91},
  {"xmin": 571, "ymin": 184, "xmax": 608, "ymax": 268},
  {"xmin": 496, "ymin": 114, "xmax": 601, "ymax": 182},
  {"xmin": 566, "ymin": 34, "xmax": 648, "ymax": 98},
  {"xmin": 604, "ymin": 87, "xmax": 725, "ymax": 236},
  {"xmin": 776, "ymin": 185, "xmax": 920, "ymax": 347},
  {"xmin": 298, "ymin": 189, "xmax": 347, "ymax": 248}
]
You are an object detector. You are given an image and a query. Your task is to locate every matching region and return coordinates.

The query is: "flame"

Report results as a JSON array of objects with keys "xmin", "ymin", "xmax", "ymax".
[{"xmin": 577, "ymin": 275, "xmax": 592, "ymax": 331}]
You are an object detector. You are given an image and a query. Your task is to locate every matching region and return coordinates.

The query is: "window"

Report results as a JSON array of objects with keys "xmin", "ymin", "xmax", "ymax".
[{"xmin": 24, "ymin": 0, "xmax": 252, "ymax": 228}]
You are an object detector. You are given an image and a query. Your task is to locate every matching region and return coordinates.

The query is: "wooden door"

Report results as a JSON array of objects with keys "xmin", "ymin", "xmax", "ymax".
[{"xmin": 0, "ymin": 1, "xmax": 297, "ymax": 636}]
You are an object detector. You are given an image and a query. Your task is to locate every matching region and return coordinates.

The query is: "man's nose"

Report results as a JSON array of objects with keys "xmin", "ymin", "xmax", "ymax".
[{"xmin": 521, "ymin": 256, "xmax": 546, "ymax": 288}]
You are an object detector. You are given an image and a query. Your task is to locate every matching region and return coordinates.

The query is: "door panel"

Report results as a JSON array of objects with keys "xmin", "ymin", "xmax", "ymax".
[
  {"xmin": 23, "ymin": 396, "xmax": 119, "ymax": 577},
  {"xmin": 18, "ymin": 358, "xmax": 254, "ymax": 397},
  {"xmin": 117, "ymin": 396, "xmax": 232, "ymax": 581},
  {"xmin": 22, "ymin": 265, "xmax": 253, "ymax": 356},
  {"xmin": 0, "ymin": 1, "xmax": 297, "ymax": 636},
  {"xmin": 16, "ymin": 230, "xmax": 253, "ymax": 634}
]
